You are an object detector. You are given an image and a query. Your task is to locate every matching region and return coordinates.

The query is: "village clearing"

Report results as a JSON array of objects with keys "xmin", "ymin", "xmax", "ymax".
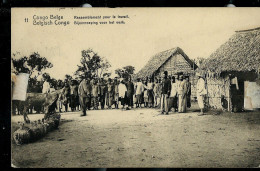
[{"xmin": 11, "ymin": 103, "xmax": 260, "ymax": 168}]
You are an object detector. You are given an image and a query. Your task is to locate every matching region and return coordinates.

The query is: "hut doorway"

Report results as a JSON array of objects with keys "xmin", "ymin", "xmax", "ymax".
[{"xmin": 230, "ymin": 79, "xmax": 244, "ymax": 112}]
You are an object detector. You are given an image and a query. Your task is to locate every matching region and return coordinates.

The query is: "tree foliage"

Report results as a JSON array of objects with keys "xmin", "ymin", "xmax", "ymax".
[
  {"xmin": 75, "ymin": 49, "xmax": 111, "ymax": 80},
  {"xmin": 115, "ymin": 65, "xmax": 135, "ymax": 79},
  {"xmin": 12, "ymin": 52, "xmax": 53, "ymax": 93},
  {"xmin": 194, "ymin": 57, "xmax": 206, "ymax": 68}
]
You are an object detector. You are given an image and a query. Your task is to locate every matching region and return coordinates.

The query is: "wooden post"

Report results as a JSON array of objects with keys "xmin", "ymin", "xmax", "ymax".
[{"xmin": 227, "ymin": 76, "xmax": 231, "ymax": 112}]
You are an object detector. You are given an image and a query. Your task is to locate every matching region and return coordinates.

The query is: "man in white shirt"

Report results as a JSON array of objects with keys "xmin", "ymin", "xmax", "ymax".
[
  {"xmin": 42, "ymin": 76, "xmax": 51, "ymax": 94},
  {"xmin": 118, "ymin": 78, "xmax": 127, "ymax": 109},
  {"xmin": 169, "ymin": 76, "xmax": 178, "ymax": 112},
  {"xmin": 135, "ymin": 78, "xmax": 144, "ymax": 108},
  {"xmin": 196, "ymin": 73, "xmax": 207, "ymax": 116}
]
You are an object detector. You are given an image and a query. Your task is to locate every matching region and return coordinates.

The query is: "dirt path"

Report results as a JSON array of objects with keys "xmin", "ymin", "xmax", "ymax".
[{"xmin": 11, "ymin": 107, "xmax": 260, "ymax": 168}]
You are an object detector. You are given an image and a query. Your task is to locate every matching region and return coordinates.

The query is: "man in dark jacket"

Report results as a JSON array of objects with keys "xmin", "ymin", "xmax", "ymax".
[
  {"xmin": 126, "ymin": 77, "xmax": 135, "ymax": 109},
  {"xmin": 69, "ymin": 80, "xmax": 78, "ymax": 112},
  {"xmin": 99, "ymin": 78, "xmax": 107, "ymax": 110},
  {"xmin": 62, "ymin": 82, "xmax": 71, "ymax": 112},
  {"xmin": 161, "ymin": 71, "xmax": 171, "ymax": 114},
  {"xmin": 78, "ymin": 78, "xmax": 92, "ymax": 116},
  {"xmin": 106, "ymin": 78, "xmax": 114, "ymax": 109}
]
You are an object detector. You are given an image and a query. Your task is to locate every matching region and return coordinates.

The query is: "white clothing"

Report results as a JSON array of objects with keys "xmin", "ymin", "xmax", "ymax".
[
  {"xmin": 135, "ymin": 82, "xmax": 144, "ymax": 95},
  {"xmin": 170, "ymin": 82, "xmax": 177, "ymax": 97},
  {"xmin": 147, "ymin": 82, "xmax": 154, "ymax": 90},
  {"xmin": 196, "ymin": 78, "xmax": 206, "ymax": 96},
  {"xmin": 42, "ymin": 81, "xmax": 51, "ymax": 94},
  {"xmin": 118, "ymin": 83, "xmax": 127, "ymax": 98},
  {"xmin": 196, "ymin": 78, "xmax": 206, "ymax": 109},
  {"xmin": 197, "ymin": 95, "xmax": 204, "ymax": 109}
]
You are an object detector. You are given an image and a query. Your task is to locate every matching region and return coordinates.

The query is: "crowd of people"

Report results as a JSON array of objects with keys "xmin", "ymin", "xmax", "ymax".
[{"xmin": 41, "ymin": 70, "xmax": 206, "ymax": 117}]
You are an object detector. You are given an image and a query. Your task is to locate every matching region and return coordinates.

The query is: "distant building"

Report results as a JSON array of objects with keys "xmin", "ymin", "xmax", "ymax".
[{"xmin": 135, "ymin": 47, "xmax": 198, "ymax": 98}]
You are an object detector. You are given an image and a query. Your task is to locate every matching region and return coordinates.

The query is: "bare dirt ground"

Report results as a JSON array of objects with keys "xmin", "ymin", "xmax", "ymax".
[{"xmin": 11, "ymin": 103, "xmax": 260, "ymax": 168}]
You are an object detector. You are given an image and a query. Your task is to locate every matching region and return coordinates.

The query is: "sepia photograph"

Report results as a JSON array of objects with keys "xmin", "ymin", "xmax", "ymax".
[{"xmin": 11, "ymin": 8, "xmax": 260, "ymax": 168}]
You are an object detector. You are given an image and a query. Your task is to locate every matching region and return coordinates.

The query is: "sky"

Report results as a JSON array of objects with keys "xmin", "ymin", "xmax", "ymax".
[{"xmin": 12, "ymin": 8, "xmax": 260, "ymax": 80}]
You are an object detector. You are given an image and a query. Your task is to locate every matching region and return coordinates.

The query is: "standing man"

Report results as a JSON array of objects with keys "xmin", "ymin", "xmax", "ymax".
[
  {"xmin": 143, "ymin": 80, "xmax": 148, "ymax": 108},
  {"xmin": 42, "ymin": 76, "xmax": 51, "ymax": 114},
  {"xmin": 161, "ymin": 71, "xmax": 171, "ymax": 115},
  {"xmin": 62, "ymin": 82, "xmax": 71, "ymax": 112},
  {"xmin": 42, "ymin": 76, "xmax": 51, "ymax": 94},
  {"xmin": 177, "ymin": 75, "xmax": 187, "ymax": 113},
  {"xmin": 99, "ymin": 78, "xmax": 107, "ymax": 110},
  {"xmin": 135, "ymin": 78, "xmax": 145, "ymax": 108},
  {"xmin": 70, "ymin": 80, "xmax": 78, "ymax": 112},
  {"xmin": 147, "ymin": 77, "xmax": 155, "ymax": 108},
  {"xmin": 169, "ymin": 76, "xmax": 178, "ymax": 112},
  {"xmin": 185, "ymin": 76, "xmax": 192, "ymax": 109},
  {"xmin": 106, "ymin": 78, "xmax": 114, "ymax": 109},
  {"xmin": 126, "ymin": 77, "xmax": 135, "ymax": 109},
  {"xmin": 57, "ymin": 81, "xmax": 64, "ymax": 113},
  {"xmin": 153, "ymin": 78, "xmax": 162, "ymax": 108},
  {"xmin": 196, "ymin": 73, "xmax": 207, "ymax": 116},
  {"xmin": 92, "ymin": 79, "xmax": 100, "ymax": 110},
  {"xmin": 114, "ymin": 77, "xmax": 119, "ymax": 109},
  {"xmin": 118, "ymin": 78, "xmax": 127, "ymax": 109},
  {"xmin": 78, "ymin": 78, "xmax": 92, "ymax": 116}
]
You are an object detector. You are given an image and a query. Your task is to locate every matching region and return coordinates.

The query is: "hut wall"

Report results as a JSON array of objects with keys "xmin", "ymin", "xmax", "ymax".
[
  {"xmin": 158, "ymin": 54, "xmax": 194, "ymax": 76},
  {"xmin": 206, "ymin": 76, "xmax": 230, "ymax": 110},
  {"xmin": 157, "ymin": 53, "xmax": 197, "ymax": 100}
]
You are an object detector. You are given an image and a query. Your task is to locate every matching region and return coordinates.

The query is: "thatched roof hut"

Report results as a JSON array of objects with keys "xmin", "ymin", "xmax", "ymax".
[
  {"xmin": 135, "ymin": 47, "xmax": 198, "ymax": 79},
  {"xmin": 201, "ymin": 27, "xmax": 260, "ymax": 74},
  {"xmin": 201, "ymin": 27, "xmax": 260, "ymax": 111}
]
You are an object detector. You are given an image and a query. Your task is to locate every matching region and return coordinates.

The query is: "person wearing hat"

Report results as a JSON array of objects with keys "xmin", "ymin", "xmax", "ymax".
[
  {"xmin": 196, "ymin": 72, "xmax": 207, "ymax": 116},
  {"xmin": 161, "ymin": 71, "xmax": 171, "ymax": 114}
]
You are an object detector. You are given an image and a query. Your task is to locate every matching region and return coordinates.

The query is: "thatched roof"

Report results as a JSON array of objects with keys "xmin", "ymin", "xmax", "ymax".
[
  {"xmin": 201, "ymin": 27, "xmax": 260, "ymax": 73},
  {"xmin": 135, "ymin": 47, "xmax": 197, "ymax": 79}
]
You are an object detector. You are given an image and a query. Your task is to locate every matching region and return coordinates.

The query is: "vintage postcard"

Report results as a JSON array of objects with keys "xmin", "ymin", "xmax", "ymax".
[{"xmin": 11, "ymin": 8, "xmax": 260, "ymax": 168}]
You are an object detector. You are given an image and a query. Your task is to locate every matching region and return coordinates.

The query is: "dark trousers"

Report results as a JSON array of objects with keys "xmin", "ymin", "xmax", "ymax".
[
  {"xmin": 187, "ymin": 95, "xmax": 191, "ymax": 108},
  {"xmin": 100, "ymin": 94, "xmax": 106, "ymax": 109},
  {"xmin": 79, "ymin": 96, "xmax": 91, "ymax": 115},
  {"xmin": 119, "ymin": 96, "xmax": 126, "ymax": 106},
  {"xmin": 127, "ymin": 94, "xmax": 133, "ymax": 107},
  {"xmin": 168, "ymin": 96, "xmax": 178, "ymax": 111},
  {"xmin": 70, "ymin": 95, "xmax": 77, "ymax": 111}
]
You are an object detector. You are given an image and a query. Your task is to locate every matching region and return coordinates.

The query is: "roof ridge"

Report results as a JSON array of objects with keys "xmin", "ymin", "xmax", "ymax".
[{"xmin": 235, "ymin": 27, "xmax": 260, "ymax": 33}]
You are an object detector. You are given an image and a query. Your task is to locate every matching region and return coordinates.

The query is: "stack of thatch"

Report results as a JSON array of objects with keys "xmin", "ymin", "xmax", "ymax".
[
  {"xmin": 13, "ymin": 113, "xmax": 61, "ymax": 145},
  {"xmin": 201, "ymin": 27, "xmax": 260, "ymax": 74}
]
